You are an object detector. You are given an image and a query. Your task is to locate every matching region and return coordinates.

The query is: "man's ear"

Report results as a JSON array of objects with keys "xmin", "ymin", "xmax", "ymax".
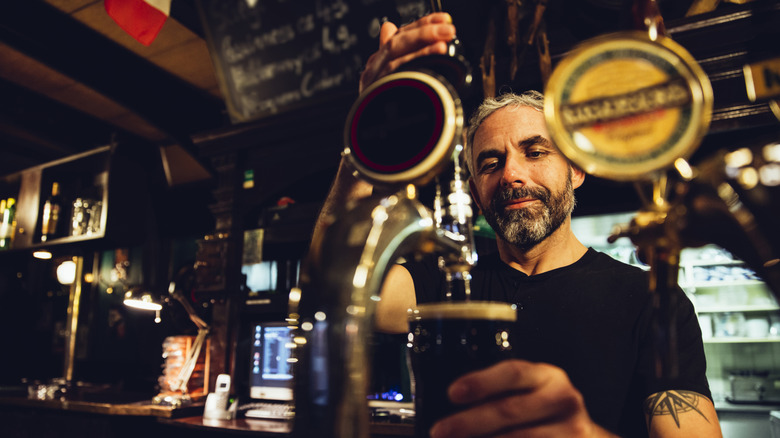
[
  {"xmin": 468, "ymin": 178, "xmax": 484, "ymax": 213},
  {"xmin": 571, "ymin": 165, "xmax": 586, "ymax": 189}
]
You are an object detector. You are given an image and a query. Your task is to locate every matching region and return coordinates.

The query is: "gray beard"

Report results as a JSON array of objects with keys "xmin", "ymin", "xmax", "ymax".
[{"xmin": 482, "ymin": 171, "xmax": 576, "ymax": 250}]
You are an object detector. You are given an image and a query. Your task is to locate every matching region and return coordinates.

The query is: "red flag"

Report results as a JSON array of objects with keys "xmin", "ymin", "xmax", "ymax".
[{"xmin": 105, "ymin": 0, "xmax": 171, "ymax": 46}]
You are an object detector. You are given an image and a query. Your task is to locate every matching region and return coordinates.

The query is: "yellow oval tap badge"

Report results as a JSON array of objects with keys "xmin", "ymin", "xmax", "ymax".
[{"xmin": 544, "ymin": 31, "xmax": 713, "ymax": 181}]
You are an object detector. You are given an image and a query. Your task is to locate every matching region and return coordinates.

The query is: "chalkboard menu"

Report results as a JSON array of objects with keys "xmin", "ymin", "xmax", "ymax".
[{"xmin": 198, "ymin": 0, "xmax": 429, "ymax": 123}]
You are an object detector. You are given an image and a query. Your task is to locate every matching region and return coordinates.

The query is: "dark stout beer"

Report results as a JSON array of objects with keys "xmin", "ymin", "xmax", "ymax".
[{"xmin": 408, "ymin": 301, "xmax": 517, "ymax": 438}]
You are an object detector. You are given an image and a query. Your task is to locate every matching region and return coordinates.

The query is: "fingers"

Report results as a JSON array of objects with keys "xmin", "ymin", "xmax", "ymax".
[
  {"xmin": 430, "ymin": 361, "xmax": 592, "ymax": 438},
  {"xmin": 378, "ymin": 21, "xmax": 399, "ymax": 46},
  {"xmin": 392, "ymin": 12, "xmax": 453, "ymax": 37},
  {"xmin": 359, "ymin": 13, "xmax": 455, "ymax": 92},
  {"xmin": 447, "ymin": 360, "xmax": 546, "ymax": 404},
  {"xmin": 372, "ymin": 41, "xmax": 449, "ymax": 81},
  {"xmin": 383, "ymin": 18, "xmax": 455, "ymax": 61},
  {"xmin": 407, "ymin": 11, "xmax": 454, "ymax": 26}
]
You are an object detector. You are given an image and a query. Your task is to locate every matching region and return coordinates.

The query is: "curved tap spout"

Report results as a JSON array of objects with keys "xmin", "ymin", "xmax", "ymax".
[{"xmin": 290, "ymin": 187, "xmax": 463, "ymax": 438}]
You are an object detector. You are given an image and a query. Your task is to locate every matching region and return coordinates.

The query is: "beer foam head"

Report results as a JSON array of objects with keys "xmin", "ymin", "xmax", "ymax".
[{"xmin": 409, "ymin": 301, "xmax": 517, "ymax": 321}]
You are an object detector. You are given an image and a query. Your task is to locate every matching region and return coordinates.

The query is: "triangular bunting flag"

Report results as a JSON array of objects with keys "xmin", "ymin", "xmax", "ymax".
[{"xmin": 105, "ymin": 0, "xmax": 171, "ymax": 46}]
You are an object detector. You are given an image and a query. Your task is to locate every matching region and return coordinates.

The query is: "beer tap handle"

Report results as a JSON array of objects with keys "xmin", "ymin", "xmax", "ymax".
[
  {"xmin": 481, "ymin": 10, "xmax": 497, "ymax": 98},
  {"xmin": 536, "ymin": 19, "xmax": 552, "ymax": 86},
  {"xmin": 524, "ymin": 0, "xmax": 548, "ymax": 47},
  {"xmin": 507, "ymin": 0, "xmax": 520, "ymax": 80},
  {"xmin": 514, "ymin": 0, "xmax": 547, "ymax": 82},
  {"xmin": 686, "ymin": 0, "xmax": 722, "ymax": 17}
]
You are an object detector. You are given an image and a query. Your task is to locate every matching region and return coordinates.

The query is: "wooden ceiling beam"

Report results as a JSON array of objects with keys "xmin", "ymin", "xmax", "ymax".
[{"xmin": 0, "ymin": 1, "xmax": 226, "ymax": 146}]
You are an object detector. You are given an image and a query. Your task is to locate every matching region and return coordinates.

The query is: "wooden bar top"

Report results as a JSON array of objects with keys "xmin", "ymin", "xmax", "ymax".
[
  {"xmin": 161, "ymin": 415, "xmax": 415, "ymax": 437},
  {"xmin": 1, "ymin": 389, "xmax": 415, "ymax": 437},
  {"xmin": 0, "ymin": 395, "xmax": 203, "ymax": 418}
]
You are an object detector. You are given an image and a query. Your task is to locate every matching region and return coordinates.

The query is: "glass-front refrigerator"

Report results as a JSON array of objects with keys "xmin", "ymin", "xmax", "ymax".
[{"xmin": 572, "ymin": 211, "xmax": 780, "ymax": 437}]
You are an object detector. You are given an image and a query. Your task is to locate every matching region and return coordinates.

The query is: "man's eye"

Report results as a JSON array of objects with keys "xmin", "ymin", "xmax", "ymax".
[
  {"xmin": 479, "ymin": 161, "xmax": 499, "ymax": 174},
  {"xmin": 528, "ymin": 150, "xmax": 547, "ymax": 158}
]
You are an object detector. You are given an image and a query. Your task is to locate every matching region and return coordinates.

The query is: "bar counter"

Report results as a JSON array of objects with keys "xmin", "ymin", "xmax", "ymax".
[
  {"xmin": 160, "ymin": 415, "xmax": 413, "ymax": 437},
  {"xmin": 0, "ymin": 394, "xmax": 200, "ymax": 417},
  {"xmin": 0, "ymin": 388, "xmax": 200, "ymax": 438},
  {"xmin": 0, "ymin": 390, "xmax": 413, "ymax": 438}
]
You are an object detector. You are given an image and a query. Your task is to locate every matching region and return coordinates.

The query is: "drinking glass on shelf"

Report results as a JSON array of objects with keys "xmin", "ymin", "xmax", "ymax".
[
  {"xmin": 86, "ymin": 200, "xmax": 102, "ymax": 234},
  {"xmin": 70, "ymin": 198, "xmax": 87, "ymax": 236},
  {"xmin": 714, "ymin": 312, "xmax": 746, "ymax": 337},
  {"xmin": 70, "ymin": 198, "xmax": 102, "ymax": 236}
]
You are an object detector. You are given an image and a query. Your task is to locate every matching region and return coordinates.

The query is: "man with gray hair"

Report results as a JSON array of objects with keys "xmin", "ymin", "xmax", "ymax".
[
  {"xmin": 464, "ymin": 91, "xmax": 577, "ymax": 252},
  {"xmin": 316, "ymin": 12, "xmax": 721, "ymax": 438}
]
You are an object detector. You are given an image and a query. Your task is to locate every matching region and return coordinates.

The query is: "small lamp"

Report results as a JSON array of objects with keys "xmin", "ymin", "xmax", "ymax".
[
  {"xmin": 122, "ymin": 267, "xmax": 210, "ymax": 406},
  {"xmin": 163, "ymin": 279, "xmax": 210, "ymax": 400},
  {"xmin": 123, "ymin": 287, "xmax": 163, "ymax": 323}
]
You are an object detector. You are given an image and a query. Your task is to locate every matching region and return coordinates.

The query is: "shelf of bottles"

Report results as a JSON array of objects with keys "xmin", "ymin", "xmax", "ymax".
[
  {"xmin": 0, "ymin": 194, "xmax": 17, "ymax": 251},
  {"xmin": 35, "ymin": 171, "xmax": 108, "ymax": 246},
  {"xmin": 0, "ymin": 146, "xmax": 111, "ymax": 251},
  {"xmin": 0, "ymin": 171, "xmax": 21, "ymax": 251}
]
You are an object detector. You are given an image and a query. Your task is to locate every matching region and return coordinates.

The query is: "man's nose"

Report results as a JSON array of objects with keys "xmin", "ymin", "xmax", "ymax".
[{"xmin": 500, "ymin": 159, "xmax": 527, "ymax": 187}]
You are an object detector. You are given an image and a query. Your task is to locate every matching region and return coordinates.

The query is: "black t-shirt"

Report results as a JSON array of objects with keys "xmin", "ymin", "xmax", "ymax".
[{"xmin": 403, "ymin": 248, "xmax": 711, "ymax": 438}]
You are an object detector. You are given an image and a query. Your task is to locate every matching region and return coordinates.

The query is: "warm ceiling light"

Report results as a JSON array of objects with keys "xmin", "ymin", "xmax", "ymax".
[
  {"xmin": 33, "ymin": 250, "xmax": 52, "ymax": 259},
  {"xmin": 56, "ymin": 260, "xmax": 77, "ymax": 285}
]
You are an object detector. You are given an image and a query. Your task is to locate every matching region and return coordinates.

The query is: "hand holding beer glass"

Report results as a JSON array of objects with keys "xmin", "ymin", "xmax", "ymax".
[{"xmin": 408, "ymin": 301, "xmax": 516, "ymax": 438}]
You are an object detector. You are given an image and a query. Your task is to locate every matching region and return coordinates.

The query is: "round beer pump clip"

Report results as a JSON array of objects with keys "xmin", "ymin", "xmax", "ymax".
[
  {"xmin": 344, "ymin": 70, "xmax": 463, "ymax": 186},
  {"xmin": 544, "ymin": 31, "xmax": 713, "ymax": 181}
]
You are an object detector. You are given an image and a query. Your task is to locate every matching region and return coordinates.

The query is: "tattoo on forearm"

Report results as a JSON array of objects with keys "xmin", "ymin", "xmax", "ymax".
[{"xmin": 644, "ymin": 390, "xmax": 710, "ymax": 429}]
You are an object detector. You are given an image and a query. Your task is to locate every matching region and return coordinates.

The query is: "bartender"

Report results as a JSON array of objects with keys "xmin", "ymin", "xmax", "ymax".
[{"xmin": 316, "ymin": 12, "xmax": 722, "ymax": 438}]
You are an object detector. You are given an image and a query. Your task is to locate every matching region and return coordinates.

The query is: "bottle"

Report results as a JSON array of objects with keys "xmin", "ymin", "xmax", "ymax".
[
  {"xmin": 0, "ymin": 198, "xmax": 8, "ymax": 250},
  {"xmin": 41, "ymin": 182, "xmax": 63, "ymax": 242},
  {"xmin": 0, "ymin": 198, "xmax": 16, "ymax": 250}
]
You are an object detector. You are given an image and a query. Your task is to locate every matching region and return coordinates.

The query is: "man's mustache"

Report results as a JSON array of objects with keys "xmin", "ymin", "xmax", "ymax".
[{"xmin": 492, "ymin": 186, "xmax": 550, "ymax": 206}]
